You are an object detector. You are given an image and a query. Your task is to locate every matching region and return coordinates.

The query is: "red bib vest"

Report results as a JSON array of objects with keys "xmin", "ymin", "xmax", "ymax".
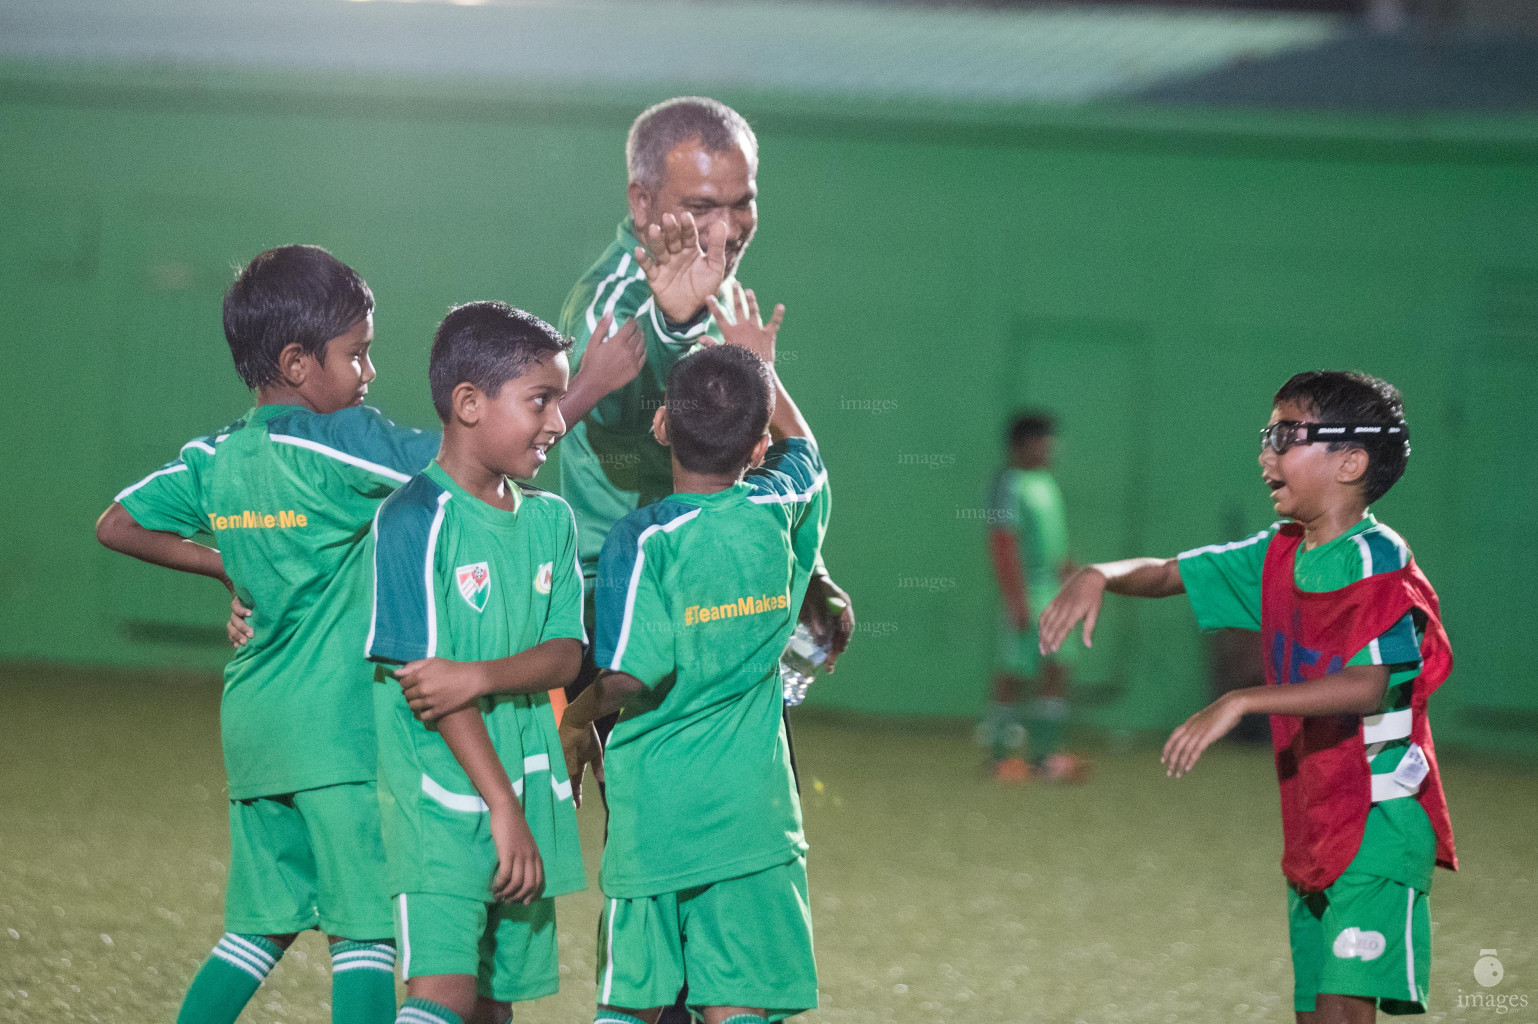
[{"xmin": 1261, "ymin": 523, "xmax": 1457, "ymax": 892}]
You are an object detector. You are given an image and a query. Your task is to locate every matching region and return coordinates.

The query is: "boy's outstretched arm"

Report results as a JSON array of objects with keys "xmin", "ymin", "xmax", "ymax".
[
  {"xmin": 1039, "ymin": 557, "xmax": 1184, "ymax": 654},
  {"xmin": 395, "ymin": 638, "xmax": 583, "ymax": 722},
  {"xmin": 558, "ymin": 313, "xmax": 645, "ymax": 429},
  {"xmin": 1162, "ymin": 664, "xmax": 1390, "ymax": 778},
  {"xmin": 435, "ymin": 708, "xmax": 545, "ymax": 904},
  {"xmin": 558, "ymin": 669, "xmax": 645, "ymax": 807},
  {"xmin": 96, "ymin": 503, "xmax": 232, "ymax": 589},
  {"xmin": 706, "ymin": 284, "xmax": 810, "ymax": 444}
]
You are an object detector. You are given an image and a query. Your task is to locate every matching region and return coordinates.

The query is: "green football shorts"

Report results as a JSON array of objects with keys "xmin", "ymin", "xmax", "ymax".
[
  {"xmin": 225, "ymin": 782, "xmax": 393, "ymax": 939},
  {"xmin": 995, "ymin": 610, "xmax": 1077, "ymax": 678},
  {"xmin": 394, "ymin": 892, "xmax": 558, "ymax": 1003},
  {"xmin": 596, "ymin": 856, "xmax": 817, "ymax": 1021},
  {"xmin": 1288, "ymin": 873, "xmax": 1431, "ymax": 1014}
]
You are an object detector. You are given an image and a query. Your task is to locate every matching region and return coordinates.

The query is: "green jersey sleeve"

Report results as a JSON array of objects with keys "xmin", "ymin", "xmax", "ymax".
[
  {"xmin": 745, "ymin": 437, "xmax": 831, "ymax": 573},
  {"xmin": 594, "ymin": 501, "xmax": 696, "ymax": 686},
  {"xmin": 114, "ymin": 435, "xmax": 219, "ymax": 537},
  {"xmin": 1176, "ymin": 525, "xmax": 1280, "ymax": 632},
  {"xmin": 538, "ymin": 494, "xmax": 588, "ymax": 646},
  {"xmin": 366, "ymin": 474, "xmax": 449, "ymax": 665},
  {"xmin": 267, "ymin": 405, "xmax": 440, "ymax": 503}
]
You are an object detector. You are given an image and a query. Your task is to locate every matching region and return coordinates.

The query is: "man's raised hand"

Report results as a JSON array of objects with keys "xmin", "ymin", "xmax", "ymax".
[
  {"xmin": 707, "ymin": 282, "xmax": 784, "ymax": 364},
  {"xmin": 635, "ymin": 212, "xmax": 728, "ymax": 324}
]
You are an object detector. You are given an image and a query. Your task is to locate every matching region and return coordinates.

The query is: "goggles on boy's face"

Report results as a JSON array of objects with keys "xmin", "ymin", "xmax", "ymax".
[{"xmin": 1259, "ymin": 420, "xmax": 1408, "ymax": 454}]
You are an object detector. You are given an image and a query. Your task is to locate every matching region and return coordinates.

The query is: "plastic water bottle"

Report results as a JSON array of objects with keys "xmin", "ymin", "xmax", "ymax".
[{"xmin": 780, "ymin": 622, "xmax": 827, "ymax": 706}]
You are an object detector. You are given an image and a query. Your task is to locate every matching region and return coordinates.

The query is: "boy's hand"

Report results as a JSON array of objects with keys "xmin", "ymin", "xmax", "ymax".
[
  {"xmin": 635, "ymin": 212, "xmax": 728, "ymax": 324},
  {"xmin": 395, "ymin": 658, "xmax": 487, "ymax": 722},
  {"xmin": 489, "ymin": 804, "xmax": 546, "ymax": 904},
  {"xmin": 1161, "ymin": 692, "xmax": 1246, "ymax": 778},
  {"xmin": 800, "ymin": 574, "xmax": 855, "ymax": 672},
  {"xmin": 227, "ymin": 595, "xmax": 254, "ymax": 648},
  {"xmin": 579, "ymin": 313, "xmax": 646, "ymax": 394},
  {"xmin": 1038, "ymin": 567, "xmax": 1107, "ymax": 654},
  {"xmin": 558, "ymin": 719, "xmax": 604, "ymax": 809},
  {"xmin": 707, "ymin": 283, "xmax": 784, "ymax": 364}
]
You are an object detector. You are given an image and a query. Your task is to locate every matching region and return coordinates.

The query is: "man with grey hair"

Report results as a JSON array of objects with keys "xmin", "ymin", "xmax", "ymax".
[{"xmin": 555, "ymin": 96, "xmax": 854, "ymax": 674}]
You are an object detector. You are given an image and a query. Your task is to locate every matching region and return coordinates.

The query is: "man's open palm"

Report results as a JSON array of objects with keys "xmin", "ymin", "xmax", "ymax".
[{"xmin": 635, "ymin": 212, "xmax": 729, "ymax": 323}]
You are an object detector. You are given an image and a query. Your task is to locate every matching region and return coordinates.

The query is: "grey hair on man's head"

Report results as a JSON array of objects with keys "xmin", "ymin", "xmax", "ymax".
[{"xmin": 626, "ymin": 97, "xmax": 758, "ymax": 190}]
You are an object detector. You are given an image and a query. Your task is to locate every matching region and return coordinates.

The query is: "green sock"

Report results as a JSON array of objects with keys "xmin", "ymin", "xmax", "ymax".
[
  {"xmin": 719, "ymin": 1016, "xmax": 767, "ymax": 1024},
  {"xmin": 984, "ymin": 702, "xmax": 1024, "ymax": 761},
  {"xmin": 595, "ymin": 1013, "xmax": 650, "ymax": 1024},
  {"xmin": 175, "ymin": 933, "xmax": 283, "ymax": 1024},
  {"xmin": 331, "ymin": 940, "xmax": 397, "ymax": 1024},
  {"xmin": 1026, "ymin": 696, "xmax": 1068, "ymax": 766},
  {"xmin": 398, "ymin": 996, "xmax": 464, "ymax": 1024}
]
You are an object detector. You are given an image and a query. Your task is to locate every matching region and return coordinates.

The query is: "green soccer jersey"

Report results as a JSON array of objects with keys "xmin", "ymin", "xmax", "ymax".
[
  {"xmin": 365, "ymin": 460, "xmax": 587, "ymax": 901},
  {"xmin": 115, "ymin": 404, "xmax": 439, "ymax": 799},
  {"xmin": 990, "ymin": 467, "xmax": 1069, "ymax": 612},
  {"xmin": 1177, "ymin": 514, "xmax": 1436, "ymax": 891},
  {"xmin": 556, "ymin": 218, "xmax": 731, "ymax": 585},
  {"xmin": 593, "ymin": 438, "xmax": 831, "ymax": 898}
]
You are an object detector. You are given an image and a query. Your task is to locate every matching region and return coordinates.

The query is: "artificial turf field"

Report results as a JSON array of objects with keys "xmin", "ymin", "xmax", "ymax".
[{"xmin": 1, "ymin": 667, "xmax": 1533, "ymax": 1024}]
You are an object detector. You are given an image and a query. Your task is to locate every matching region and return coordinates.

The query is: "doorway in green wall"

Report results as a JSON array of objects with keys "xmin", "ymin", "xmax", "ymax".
[{"xmin": 1004, "ymin": 315, "xmax": 1148, "ymax": 715}]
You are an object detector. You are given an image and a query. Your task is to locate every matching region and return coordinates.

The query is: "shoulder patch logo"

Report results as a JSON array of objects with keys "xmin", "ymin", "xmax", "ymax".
[
  {"xmin": 456, "ymin": 562, "xmax": 491, "ymax": 612},
  {"xmin": 534, "ymin": 562, "xmax": 553, "ymax": 595}
]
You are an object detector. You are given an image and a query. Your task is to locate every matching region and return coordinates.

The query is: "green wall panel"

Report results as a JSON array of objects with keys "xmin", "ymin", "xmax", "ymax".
[{"xmin": 2, "ymin": 66, "xmax": 1534, "ymax": 756}]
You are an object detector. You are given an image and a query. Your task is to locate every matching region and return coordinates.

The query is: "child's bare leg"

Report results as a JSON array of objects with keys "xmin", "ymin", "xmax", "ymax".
[
  {"xmin": 468, "ymin": 997, "xmax": 511, "ymax": 1024},
  {"xmin": 1298, "ymin": 993, "xmax": 1376, "ymax": 1024},
  {"xmin": 701, "ymin": 1007, "xmax": 766, "ymax": 1024},
  {"xmin": 406, "ymin": 974, "xmax": 479, "ymax": 1023}
]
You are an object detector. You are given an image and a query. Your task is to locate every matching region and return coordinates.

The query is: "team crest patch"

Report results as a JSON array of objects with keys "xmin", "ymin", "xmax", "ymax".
[
  {"xmin": 456, "ymin": 562, "xmax": 491, "ymax": 612},
  {"xmin": 534, "ymin": 562, "xmax": 553, "ymax": 595}
]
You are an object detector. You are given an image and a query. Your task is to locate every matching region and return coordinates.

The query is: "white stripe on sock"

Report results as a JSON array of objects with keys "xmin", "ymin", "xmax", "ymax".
[
  {"xmin": 211, "ymin": 947, "xmax": 268, "ymax": 983},
  {"xmin": 333, "ymin": 960, "xmax": 396, "ymax": 974},
  {"xmin": 221, "ymin": 933, "xmax": 278, "ymax": 968},
  {"xmin": 216, "ymin": 939, "xmax": 276, "ymax": 975}
]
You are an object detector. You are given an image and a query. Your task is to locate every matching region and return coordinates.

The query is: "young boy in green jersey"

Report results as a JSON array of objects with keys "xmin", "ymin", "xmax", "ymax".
[
  {"xmin": 1041, "ymin": 371, "xmax": 1457, "ymax": 1024},
  {"xmin": 559, "ymin": 343, "xmax": 827, "ymax": 1024},
  {"xmin": 980, "ymin": 411, "xmax": 1090, "ymax": 784},
  {"xmin": 365, "ymin": 302, "xmax": 588, "ymax": 1024},
  {"xmin": 96, "ymin": 245, "xmax": 440, "ymax": 1024}
]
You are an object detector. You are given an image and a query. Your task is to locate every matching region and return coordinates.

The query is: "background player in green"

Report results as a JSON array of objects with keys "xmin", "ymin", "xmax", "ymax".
[
  {"xmin": 1040, "ymin": 371, "xmax": 1456, "ymax": 1024},
  {"xmin": 980, "ymin": 411, "xmax": 1091, "ymax": 784},
  {"xmin": 559, "ymin": 344, "xmax": 828, "ymax": 1024},
  {"xmin": 96, "ymin": 246, "xmax": 440, "ymax": 1024},
  {"xmin": 365, "ymin": 302, "xmax": 588, "ymax": 1024},
  {"xmin": 555, "ymin": 94, "xmax": 852, "ymax": 679}
]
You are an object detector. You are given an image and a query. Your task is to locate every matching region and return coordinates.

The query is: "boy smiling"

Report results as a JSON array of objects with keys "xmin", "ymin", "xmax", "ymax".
[
  {"xmin": 1040, "ymin": 371, "xmax": 1456, "ymax": 1024},
  {"xmin": 366, "ymin": 302, "xmax": 587, "ymax": 1024}
]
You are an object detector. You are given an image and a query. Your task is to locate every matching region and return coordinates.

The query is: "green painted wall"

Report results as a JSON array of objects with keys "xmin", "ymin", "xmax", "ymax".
[{"xmin": 3, "ymin": 64, "xmax": 1535, "ymax": 755}]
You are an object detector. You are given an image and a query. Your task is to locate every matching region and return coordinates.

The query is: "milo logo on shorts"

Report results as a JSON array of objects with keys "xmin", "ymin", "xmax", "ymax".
[{"xmin": 1333, "ymin": 927, "xmax": 1386, "ymax": 962}]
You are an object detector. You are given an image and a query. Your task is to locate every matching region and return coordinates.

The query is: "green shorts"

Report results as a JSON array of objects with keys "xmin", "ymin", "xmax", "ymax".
[
  {"xmin": 596, "ymin": 857, "xmax": 816, "ymax": 1021},
  {"xmin": 394, "ymin": 892, "xmax": 558, "ymax": 1003},
  {"xmin": 995, "ymin": 611, "xmax": 1076, "ymax": 678},
  {"xmin": 1288, "ymin": 873, "xmax": 1431, "ymax": 1014},
  {"xmin": 226, "ymin": 782, "xmax": 393, "ymax": 939}
]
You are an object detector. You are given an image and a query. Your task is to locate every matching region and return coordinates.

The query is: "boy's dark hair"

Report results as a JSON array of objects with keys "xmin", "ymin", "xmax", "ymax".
[
  {"xmin": 664, "ymin": 345, "xmax": 774, "ymax": 475},
  {"xmin": 223, "ymin": 245, "xmax": 374, "ymax": 390},
  {"xmin": 1007, "ymin": 411, "xmax": 1056, "ymax": 447},
  {"xmin": 1273, "ymin": 370, "xmax": 1410, "ymax": 504},
  {"xmin": 428, "ymin": 301, "xmax": 571, "ymax": 421}
]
